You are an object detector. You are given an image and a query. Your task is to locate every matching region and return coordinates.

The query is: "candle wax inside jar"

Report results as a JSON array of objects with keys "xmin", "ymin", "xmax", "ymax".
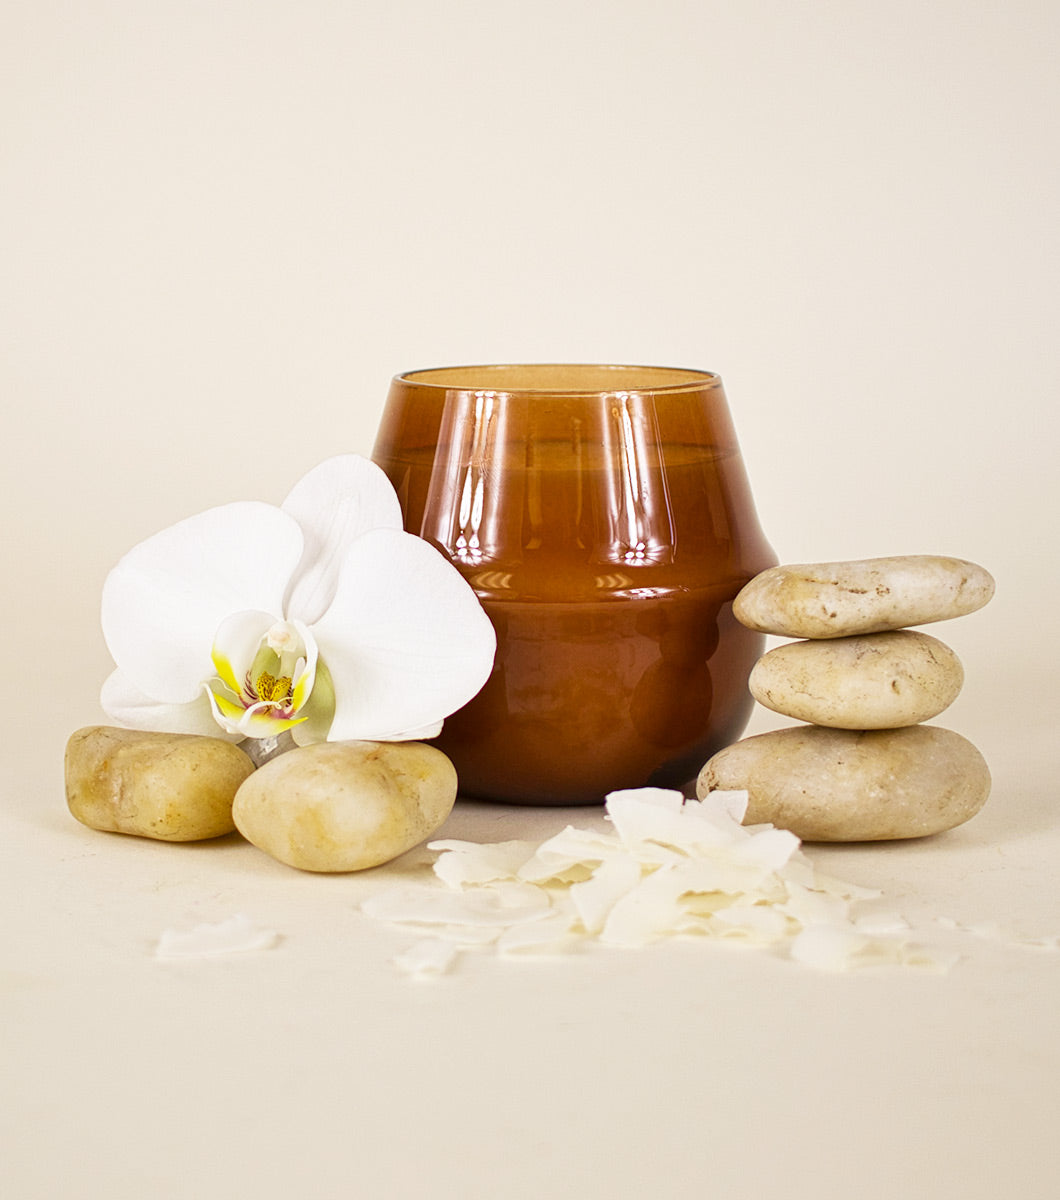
[{"xmin": 374, "ymin": 440, "xmax": 770, "ymax": 805}]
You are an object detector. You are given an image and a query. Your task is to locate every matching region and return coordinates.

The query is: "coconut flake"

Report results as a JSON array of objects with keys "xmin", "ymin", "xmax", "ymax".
[
  {"xmin": 569, "ymin": 856, "xmax": 643, "ymax": 933},
  {"xmin": 707, "ymin": 789, "xmax": 751, "ymax": 824},
  {"xmin": 517, "ymin": 825, "xmax": 622, "ymax": 882},
  {"xmin": 807, "ymin": 870, "xmax": 883, "ymax": 901},
  {"xmin": 709, "ymin": 903, "xmax": 791, "ymax": 941},
  {"xmin": 781, "ymin": 880, "xmax": 853, "ymax": 928},
  {"xmin": 360, "ymin": 788, "xmax": 950, "ymax": 976},
  {"xmin": 898, "ymin": 943, "xmax": 962, "ymax": 972},
  {"xmin": 600, "ymin": 862, "xmax": 743, "ymax": 948},
  {"xmin": 738, "ymin": 826, "xmax": 802, "ymax": 872},
  {"xmin": 604, "ymin": 788, "xmax": 751, "ymax": 856},
  {"xmin": 497, "ymin": 912, "xmax": 578, "ymax": 954},
  {"xmin": 415, "ymin": 924, "xmax": 503, "ymax": 945},
  {"xmin": 155, "ymin": 914, "xmax": 278, "ymax": 960},
  {"xmin": 854, "ymin": 912, "xmax": 912, "ymax": 935},
  {"xmin": 604, "ymin": 788, "xmax": 704, "ymax": 848},
  {"xmin": 790, "ymin": 924, "xmax": 955, "ymax": 973},
  {"xmin": 429, "ymin": 839, "xmax": 538, "ymax": 888},
  {"xmin": 789, "ymin": 925, "xmax": 878, "ymax": 971},
  {"xmin": 930, "ymin": 919, "xmax": 1060, "ymax": 953},
  {"xmin": 393, "ymin": 939, "xmax": 459, "ymax": 977}
]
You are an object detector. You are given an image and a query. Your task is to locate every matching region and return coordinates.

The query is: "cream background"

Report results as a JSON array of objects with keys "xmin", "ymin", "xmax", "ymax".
[{"xmin": 2, "ymin": 2, "xmax": 1058, "ymax": 1198}]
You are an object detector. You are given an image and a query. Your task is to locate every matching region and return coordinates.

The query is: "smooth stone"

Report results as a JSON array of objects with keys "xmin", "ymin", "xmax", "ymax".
[
  {"xmin": 697, "ymin": 724, "xmax": 990, "ymax": 841},
  {"xmin": 749, "ymin": 630, "xmax": 964, "ymax": 728},
  {"xmin": 734, "ymin": 555, "xmax": 995, "ymax": 638},
  {"xmin": 233, "ymin": 740, "xmax": 458, "ymax": 872},
  {"xmin": 65, "ymin": 726, "xmax": 254, "ymax": 841}
]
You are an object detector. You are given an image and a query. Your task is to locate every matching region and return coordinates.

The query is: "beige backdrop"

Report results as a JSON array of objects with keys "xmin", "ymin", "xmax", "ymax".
[
  {"xmin": 6, "ymin": 0, "xmax": 1057, "ymax": 776},
  {"xmin": 2, "ymin": 2, "xmax": 1058, "ymax": 1197}
]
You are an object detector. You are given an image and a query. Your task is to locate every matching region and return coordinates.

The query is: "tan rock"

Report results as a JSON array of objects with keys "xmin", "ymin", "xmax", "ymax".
[
  {"xmin": 65, "ymin": 726, "xmax": 253, "ymax": 841},
  {"xmin": 749, "ymin": 630, "xmax": 964, "ymax": 728},
  {"xmin": 233, "ymin": 740, "xmax": 457, "ymax": 872},
  {"xmin": 697, "ymin": 724, "xmax": 990, "ymax": 841},
  {"xmin": 734, "ymin": 555, "xmax": 995, "ymax": 638}
]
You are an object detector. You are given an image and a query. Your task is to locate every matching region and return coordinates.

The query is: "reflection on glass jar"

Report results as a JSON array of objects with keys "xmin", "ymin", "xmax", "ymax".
[{"xmin": 372, "ymin": 365, "xmax": 775, "ymax": 805}]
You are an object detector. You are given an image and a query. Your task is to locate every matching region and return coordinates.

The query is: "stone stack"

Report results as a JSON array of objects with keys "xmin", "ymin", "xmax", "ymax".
[{"xmin": 698, "ymin": 555, "xmax": 995, "ymax": 841}]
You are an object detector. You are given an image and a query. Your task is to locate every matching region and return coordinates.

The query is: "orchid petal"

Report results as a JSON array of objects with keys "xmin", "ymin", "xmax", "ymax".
[
  {"xmin": 102, "ymin": 502, "xmax": 303, "ymax": 704},
  {"xmin": 287, "ymin": 619, "xmax": 318, "ymax": 711},
  {"xmin": 289, "ymin": 658, "xmax": 335, "ymax": 746},
  {"xmin": 378, "ymin": 720, "xmax": 445, "ymax": 742},
  {"xmin": 211, "ymin": 610, "xmax": 277, "ymax": 695},
  {"xmin": 101, "ymin": 669, "xmax": 238, "ymax": 740},
  {"xmin": 310, "ymin": 528, "xmax": 496, "ymax": 741},
  {"xmin": 282, "ymin": 455, "xmax": 404, "ymax": 626}
]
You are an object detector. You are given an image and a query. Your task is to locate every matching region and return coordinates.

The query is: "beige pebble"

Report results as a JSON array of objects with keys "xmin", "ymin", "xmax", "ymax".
[
  {"xmin": 697, "ymin": 724, "xmax": 990, "ymax": 841},
  {"xmin": 233, "ymin": 740, "xmax": 457, "ymax": 872},
  {"xmin": 65, "ymin": 726, "xmax": 253, "ymax": 841},
  {"xmin": 734, "ymin": 555, "xmax": 994, "ymax": 638},
  {"xmin": 749, "ymin": 630, "xmax": 964, "ymax": 728}
]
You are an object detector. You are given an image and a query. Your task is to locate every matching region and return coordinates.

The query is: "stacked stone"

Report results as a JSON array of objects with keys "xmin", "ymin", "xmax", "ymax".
[{"xmin": 698, "ymin": 556, "xmax": 995, "ymax": 841}]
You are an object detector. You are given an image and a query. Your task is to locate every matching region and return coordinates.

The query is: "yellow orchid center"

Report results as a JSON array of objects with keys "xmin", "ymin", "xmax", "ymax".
[
  {"xmin": 253, "ymin": 670, "xmax": 294, "ymax": 704},
  {"xmin": 206, "ymin": 616, "xmax": 332, "ymax": 739},
  {"xmin": 240, "ymin": 621, "xmax": 303, "ymax": 712}
]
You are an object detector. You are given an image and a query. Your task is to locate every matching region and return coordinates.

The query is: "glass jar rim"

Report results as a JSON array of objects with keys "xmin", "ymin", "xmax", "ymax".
[{"xmin": 395, "ymin": 364, "xmax": 721, "ymax": 396}]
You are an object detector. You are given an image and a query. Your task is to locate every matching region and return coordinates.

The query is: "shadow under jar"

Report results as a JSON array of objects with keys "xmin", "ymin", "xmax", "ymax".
[{"xmin": 372, "ymin": 365, "xmax": 776, "ymax": 805}]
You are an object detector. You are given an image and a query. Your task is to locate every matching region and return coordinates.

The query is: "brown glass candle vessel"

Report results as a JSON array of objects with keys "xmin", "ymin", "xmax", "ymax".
[{"xmin": 372, "ymin": 365, "xmax": 775, "ymax": 805}]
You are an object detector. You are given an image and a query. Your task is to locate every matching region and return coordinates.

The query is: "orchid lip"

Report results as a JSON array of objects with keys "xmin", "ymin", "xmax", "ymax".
[{"xmin": 206, "ymin": 614, "xmax": 318, "ymax": 737}]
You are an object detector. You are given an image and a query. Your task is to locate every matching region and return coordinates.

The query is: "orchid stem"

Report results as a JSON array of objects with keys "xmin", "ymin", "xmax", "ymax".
[{"xmin": 242, "ymin": 729, "xmax": 298, "ymax": 769}]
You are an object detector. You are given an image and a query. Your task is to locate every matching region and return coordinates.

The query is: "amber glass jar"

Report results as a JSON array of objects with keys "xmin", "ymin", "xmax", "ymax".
[{"xmin": 372, "ymin": 365, "xmax": 775, "ymax": 804}]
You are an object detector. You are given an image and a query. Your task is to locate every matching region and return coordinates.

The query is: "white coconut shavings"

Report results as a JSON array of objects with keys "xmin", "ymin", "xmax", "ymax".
[
  {"xmin": 789, "ymin": 925, "xmax": 957, "ymax": 973},
  {"xmin": 498, "ymin": 913, "xmax": 581, "ymax": 955},
  {"xmin": 362, "ymin": 787, "xmax": 955, "ymax": 976},
  {"xmin": 854, "ymin": 912, "xmax": 912, "ymax": 935},
  {"xmin": 934, "ymin": 916, "xmax": 1060, "ymax": 952},
  {"xmin": 393, "ymin": 939, "xmax": 460, "ymax": 977},
  {"xmin": 781, "ymin": 879, "xmax": 856, "ymax": 928},
  {"xmin": 569, "ymin": 856, "xmax": 643, "ymax": 934},
  {"xmin": 710, "ymin": 903, "xmax": 790, "ymax": 940},
  {"xmin": 155, "ymin": 914, "xmax": 278, "ymax": 960},
  {"xmin": 431, "ymin": 839, "xmax": 539, "ymax": 887}
]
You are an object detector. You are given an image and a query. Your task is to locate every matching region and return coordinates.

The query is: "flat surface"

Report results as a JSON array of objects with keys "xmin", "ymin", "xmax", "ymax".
[{"xmin": 4, "ymin": 694, "xmax": 1059, "ymax": 1200}]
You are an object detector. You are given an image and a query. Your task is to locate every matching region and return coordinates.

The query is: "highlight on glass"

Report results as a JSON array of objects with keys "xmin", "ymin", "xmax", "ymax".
[{"xmin": 372, "ymin": 365, "xmax": 776, "ymax": 805}]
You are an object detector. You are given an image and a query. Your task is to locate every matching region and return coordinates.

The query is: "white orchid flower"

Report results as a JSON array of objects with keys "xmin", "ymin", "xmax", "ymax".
[{"xmin": 100, "ymin": 455, "xmax": 496, "ymax": 744}]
